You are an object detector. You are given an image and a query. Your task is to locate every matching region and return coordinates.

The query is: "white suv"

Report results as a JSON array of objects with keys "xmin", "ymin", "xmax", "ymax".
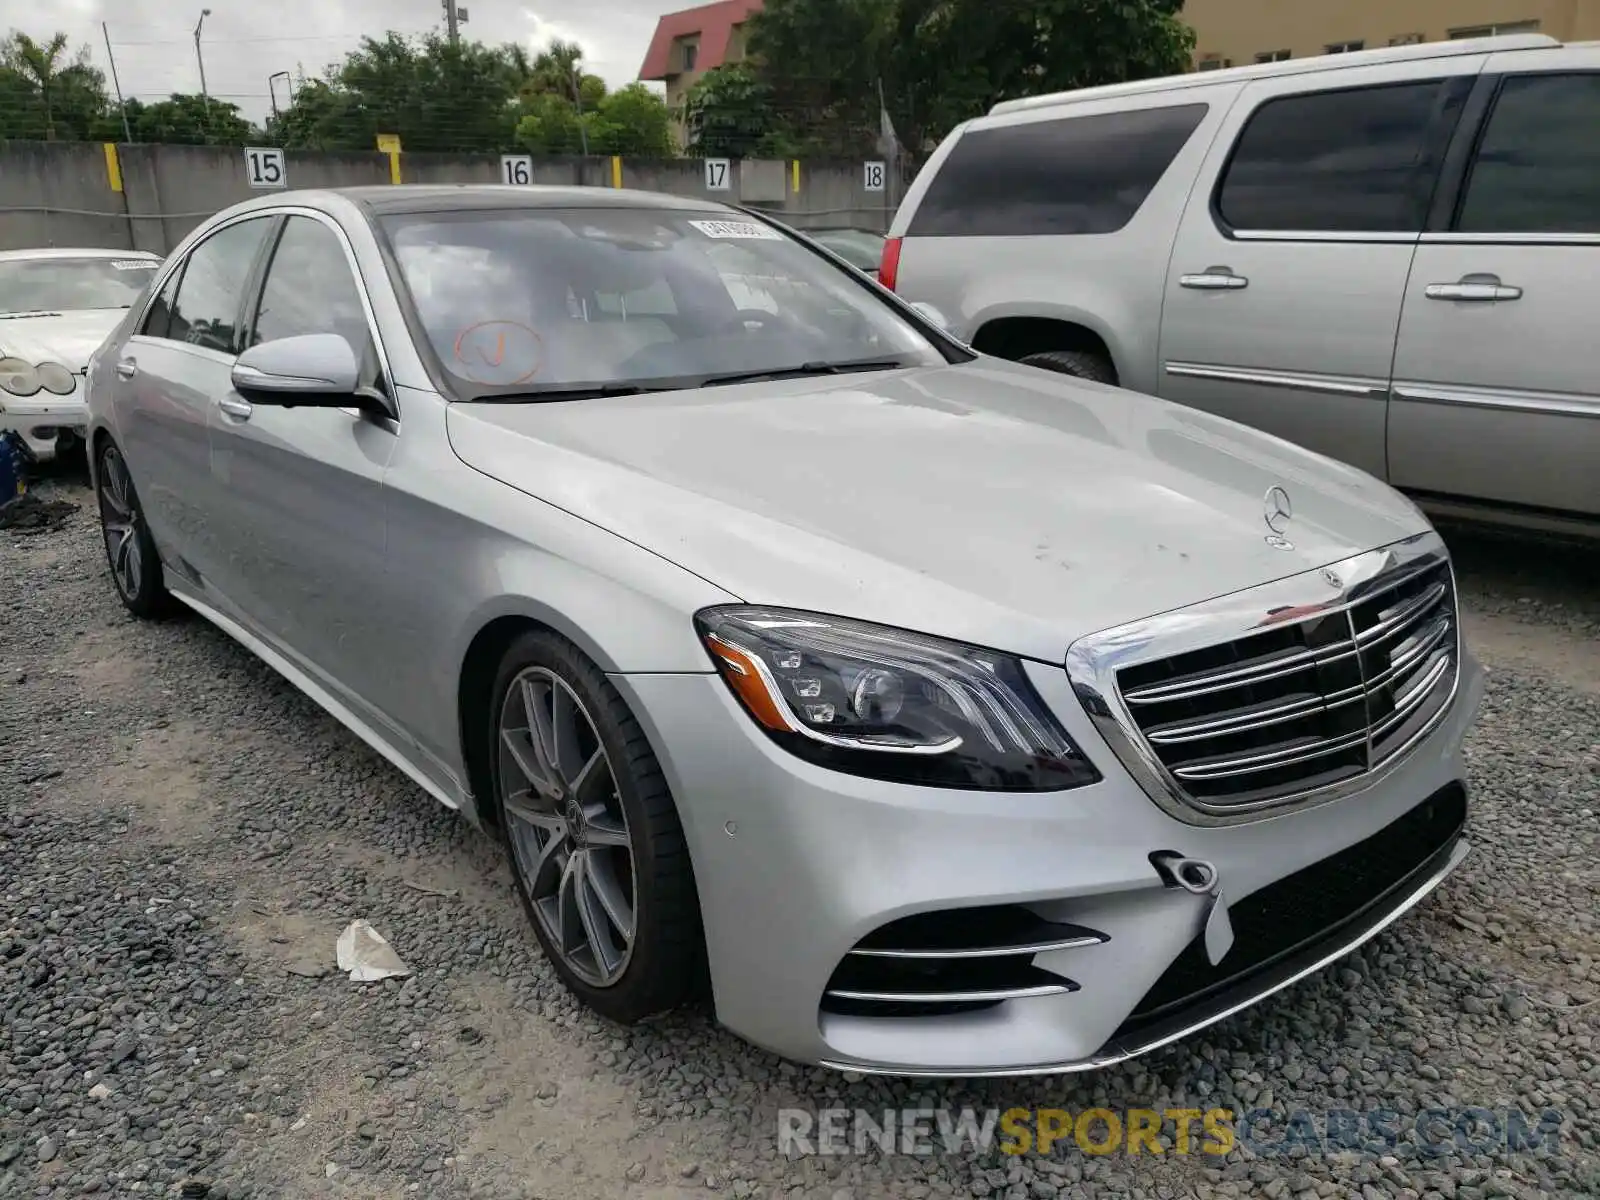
[{"xmin": 884, "ymin": 34, "xmax": 1599, "ymax": 536}]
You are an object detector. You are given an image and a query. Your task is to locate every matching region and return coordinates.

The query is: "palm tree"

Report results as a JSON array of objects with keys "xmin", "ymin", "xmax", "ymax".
[{"xmin": 4, "ymin": 32, "xmax": 72, "ymax": 139}]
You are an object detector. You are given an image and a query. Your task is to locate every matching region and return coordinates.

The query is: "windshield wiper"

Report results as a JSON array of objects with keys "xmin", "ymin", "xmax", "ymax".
[
  {"xmin": 465, "ymin": 382, "xmax": 674, "ymax": 403},
  {"xmin": 696, "ymin": 358, "xmax": 910, "ymax": 388},
  {"xmin": 0, "ymin": 310, "xmax": 64, "ymax": 320}
]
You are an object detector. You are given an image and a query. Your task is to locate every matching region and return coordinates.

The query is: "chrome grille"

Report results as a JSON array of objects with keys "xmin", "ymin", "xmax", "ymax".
[{"xmin": 1066, "ymin": 534, "xmax": 1462, "ymax": 824}]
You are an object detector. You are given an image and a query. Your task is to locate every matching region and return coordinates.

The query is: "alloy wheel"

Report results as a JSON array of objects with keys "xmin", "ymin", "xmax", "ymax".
[
  {"xmin": 98, "ymin": 445, "xmax": 144, "ymax": 601},
  {"xmin": 498, "ymin": 666, "xmax": 637, "ymax": 987}
]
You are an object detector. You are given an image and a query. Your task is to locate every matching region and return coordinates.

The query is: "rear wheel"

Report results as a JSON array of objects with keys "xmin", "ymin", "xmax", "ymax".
[
  {"xmin": 96, "ymin": 441, "xmax": 172, "ymax": 619},
  {"xmin": 1020, "ymin": 348, "xmax": 1118, "ymax": 386},
  {"xmin": 491, "ymin": 630, "xmax": 702, "ymax": 1022}
]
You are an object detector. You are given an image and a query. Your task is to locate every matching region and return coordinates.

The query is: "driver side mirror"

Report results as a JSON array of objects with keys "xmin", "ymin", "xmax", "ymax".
[{"xmin": 231, "ymin": 334, "xmax": 366, "ymax": 408}]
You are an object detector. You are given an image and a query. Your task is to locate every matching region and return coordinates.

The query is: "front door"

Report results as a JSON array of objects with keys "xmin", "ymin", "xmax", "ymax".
[
  {"xmin": 206, "ymin": 213, "xmax": 401, "ymax": 730},
  {"xmin": 1158, "ymin": 59, "xmax": 1486, "ymax": 480},
  {"xmin": 1389, "ymin": 51, "xmax": 1600, "ymax": 518}
]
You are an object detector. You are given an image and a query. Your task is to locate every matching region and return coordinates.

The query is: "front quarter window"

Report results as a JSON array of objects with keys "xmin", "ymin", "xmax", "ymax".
[{"xmin": 379, "ymin": 207, "xmax": 952, "ymax": 398}]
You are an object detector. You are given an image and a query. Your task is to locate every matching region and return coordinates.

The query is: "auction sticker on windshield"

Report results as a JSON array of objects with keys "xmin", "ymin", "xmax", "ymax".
[
  {"xmin": 112, "ymin": 260, "xmax": 157, "ymax": 271},
  {"xmin": 688, "ymin": 220, "xmax": 784, "ymax": 241}
]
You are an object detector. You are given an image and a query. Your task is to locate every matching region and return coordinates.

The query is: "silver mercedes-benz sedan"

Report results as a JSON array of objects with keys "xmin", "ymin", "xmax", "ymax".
[{"xmin": 85, "ymin": 185, "xmax": 1482, "ymax": 1077}]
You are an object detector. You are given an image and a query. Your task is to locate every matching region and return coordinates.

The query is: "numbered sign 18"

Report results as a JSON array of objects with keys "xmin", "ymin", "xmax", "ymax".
[
  {"xmin": 244, "ymin": 147, "xmax": 286, "ymax": 189},
  {"xmin": 501, "ymin": 155, "xmax": 533, "ymax": 186},
  {"xmin": 863, "ymin": 160, "xmax": 886, "ymax": 192},
  {"xmin": 704, "ymin": 158, "xmax": 731, "ymax": 191}
]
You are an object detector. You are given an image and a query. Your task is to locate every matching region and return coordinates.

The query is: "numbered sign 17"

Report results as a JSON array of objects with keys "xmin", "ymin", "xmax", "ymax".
[
  {"xmin": 703, "ymin": 158, "xmax": 731, "ymax": 191},
  {"xmin": 501, "ymin": 155, "xmax": 534, "ymax": 186},
  {"xmin": 244, "ymin": 147, "xmax": 286, "ymax": 189},
  {"xmin": 863, "ymin": 160, "xmax": 886, "ymax": 192}
]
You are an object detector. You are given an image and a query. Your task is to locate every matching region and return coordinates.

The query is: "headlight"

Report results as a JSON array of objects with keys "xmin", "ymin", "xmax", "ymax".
[
  {"xmin": 0, "ymin": 356, "xmax": 40, "ymax": 396},
  {"xmin": 35, "ymin": 362, "xmax": 77, "ymax": 395},
  {"xmin": 695, "ymin": 606, "xmax": 1099, "ymax": 791}
]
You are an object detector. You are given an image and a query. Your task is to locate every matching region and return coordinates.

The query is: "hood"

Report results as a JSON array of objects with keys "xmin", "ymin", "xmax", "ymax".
[
  {"xmin": 445, "ymin": 359, "xmax": 1431, "ymax": 662},
  {"xmin": 0, "ymin": 309, "xmax": 126, "ymax": 371}
]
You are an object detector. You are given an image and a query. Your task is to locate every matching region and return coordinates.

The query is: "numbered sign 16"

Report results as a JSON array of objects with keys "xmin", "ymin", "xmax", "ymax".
[
  {"xmin": 501, "ymin": 155, "xmax": 534, "ymax": 186},
  {"xmin": 244, "ymin": 147, "xmax": 286, "ymax": 189},
  {"xmin": 863, "ymin": 160, "xmax": 886, "ymax": 192},
  {"xmin": 704, "ymin": 158, "xmax": 731, "ymax": 191}
]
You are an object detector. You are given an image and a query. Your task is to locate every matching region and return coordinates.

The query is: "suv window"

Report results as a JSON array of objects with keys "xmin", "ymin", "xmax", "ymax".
[
  {"xmin": 250, "ymin": 216, "xmax": 372, "ymax": 353},
  {"xmin": 1217, "ymin": 81, "xmax": 1447, "ymax": 232},
  {"xmin": 907, "ymin": 104, "xmax": 1209, "ymax": 237},
  {"xmin": 165, "ymin": 218, "xmax": 272, "ymax": 352},
  {"xmin": 1457, "ymin": 73, "xmax": 1600, "ymax": 234}
]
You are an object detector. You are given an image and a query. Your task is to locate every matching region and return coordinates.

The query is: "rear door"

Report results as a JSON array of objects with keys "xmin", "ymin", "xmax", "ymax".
[
  {"xmin": 1158, "ymin": 59, "xmax": 1485, "ymax": 479},
  {"xmin": 1388, "ymin": 50, "xmax": 1600, "ymax": 518},
  {"xmin": 114, "ymin": 216, "xmax": 276, "ymax": 585},
  {"xmin": 207, "ymin": 211, "xmax": 401, "ymax": 728}
]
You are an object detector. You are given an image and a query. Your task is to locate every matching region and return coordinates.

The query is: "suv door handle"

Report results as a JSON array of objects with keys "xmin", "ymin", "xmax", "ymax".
[
  {"xmin": 115, "ymin": 358, "xmax": 137, "ymax": 379},
  {"xmin": 1425, "ymin": 274, "xmax": 1522, "ymax": 302},
  {"xmin": 1179, "ymin": 267, "xmax": 1249, "ymax": 291},
  {"xmin": 217, "ymin": 396, "xmax": 253, "ymax": 420}
]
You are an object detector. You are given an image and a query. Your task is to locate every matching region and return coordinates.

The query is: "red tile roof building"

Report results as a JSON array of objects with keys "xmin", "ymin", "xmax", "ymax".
[{"xmin": 638, "ymin": 0, "xmax": 765, "ymax": 146}]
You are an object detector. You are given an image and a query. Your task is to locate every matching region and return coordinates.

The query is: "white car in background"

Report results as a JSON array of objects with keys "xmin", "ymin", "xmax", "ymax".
[{"xmin": 0, "ymin": 248, "xmax": 163, "ymax": 461}]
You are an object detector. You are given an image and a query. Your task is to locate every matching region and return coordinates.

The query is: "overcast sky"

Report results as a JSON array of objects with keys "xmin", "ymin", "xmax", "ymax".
[{"xmin": 2, "ymin": 0, "xmax": 672, "ymax": 121}]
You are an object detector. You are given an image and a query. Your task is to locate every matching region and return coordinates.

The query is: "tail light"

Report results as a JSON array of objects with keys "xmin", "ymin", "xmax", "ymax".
[{"xmin": 878, "ymin": 236, "xmax": 902, "ymax": 292}]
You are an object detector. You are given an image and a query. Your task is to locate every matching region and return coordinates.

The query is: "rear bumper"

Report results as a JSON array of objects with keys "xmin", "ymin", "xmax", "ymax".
[
  {"xmin": 614, "ymin": 648, "xmax": 1483, "ymax": 1076},
  {"xmin": 0, "ymin": 394, "xmax": 87, "ymax": 461}
]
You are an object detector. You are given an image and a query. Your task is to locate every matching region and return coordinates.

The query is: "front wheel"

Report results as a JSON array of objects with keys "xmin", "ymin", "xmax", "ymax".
[
  {"xmin": 96, "ymin": 441, "xmax": 172, "ymax": 619},
  {"xmin": 491, "ymin": 630, "xmax": 703, "ymax": 1022},
  {"xmin": 1020, "ymin": 348, "xmax": 1119, "ymax": 386}
]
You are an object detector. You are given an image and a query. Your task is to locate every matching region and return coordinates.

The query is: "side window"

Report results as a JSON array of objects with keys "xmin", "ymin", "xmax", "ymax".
[
  {"xmin": 1457, "ymin": 73, "xmax": 1600, "ymax": 234},
  {"xmin": 907, "ymin": 104, "xmax": 1209, "ymax": 237},
  {"xmin": 166, "ymin": 218, "xmax": 272, "ymax": 353},
  {"xmin": 140, "ymin": 265, "xmax": 184, "ymax": 340},
  {"xmin": 1217, "ymin": 81, "xmax": 1448, "ymax": 232},
  {"xmin": 250, "ymin": 216, "xmax": 374, "ymax": 359}
]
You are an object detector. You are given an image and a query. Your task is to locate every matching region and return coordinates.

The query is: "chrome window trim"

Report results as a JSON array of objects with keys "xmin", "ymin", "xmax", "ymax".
[
  {"xmin": 1392, "ymin": 381, "xmax": 1600, "ymax": 420},
  {"xmin": 131, "ymin": 205, "xmax": 399, "ymax": 422},
  {"xmin": 1229, "ymin": 229, "xmax": 1421, "ymax": 243},
  {"xmin": 1421, "ymin": 231, "xmax": 1600, "ymax": 245},
  {"xmin": 1163, "ymin": 361, "xmax": 1388, "ymax": 398},
  {"xmin": 1064, "ymin": 531, "xmax": 1461, "ymax": 828}
]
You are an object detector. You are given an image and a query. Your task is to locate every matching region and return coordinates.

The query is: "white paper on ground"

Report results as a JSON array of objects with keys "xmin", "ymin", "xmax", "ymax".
[{"xmin": 335, "ymin": 920, "xmax": 411, "ymax": 982}]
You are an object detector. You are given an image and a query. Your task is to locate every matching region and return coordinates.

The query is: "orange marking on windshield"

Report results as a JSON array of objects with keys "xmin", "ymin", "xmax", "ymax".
[{"xmin": 452, "ymin": 320, "xmax": 544, "ymax": 385}]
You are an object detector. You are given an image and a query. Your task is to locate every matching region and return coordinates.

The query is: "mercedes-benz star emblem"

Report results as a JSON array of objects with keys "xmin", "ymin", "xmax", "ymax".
[{"xmin": 1263, "ymin": 485, "xmax": 1293, "ymax": 533}]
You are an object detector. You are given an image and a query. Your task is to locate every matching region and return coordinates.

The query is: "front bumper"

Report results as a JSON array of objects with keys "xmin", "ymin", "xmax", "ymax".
[
  {"xmin": 0, "ymin": 393, "xmax": 88, "ymax": 461},
  {"xmin": 615, "ymin": 648, "xmax": 1483, "ymax": 1076}
]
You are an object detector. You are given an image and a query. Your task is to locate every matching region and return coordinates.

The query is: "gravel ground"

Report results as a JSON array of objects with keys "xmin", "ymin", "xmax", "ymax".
[{"xmin": 2, "ymin": 473, "xmax": 1597, "ymax": 1200}]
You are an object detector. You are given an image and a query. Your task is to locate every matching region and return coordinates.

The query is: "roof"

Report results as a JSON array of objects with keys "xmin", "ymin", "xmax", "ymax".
[
  {"xmin": 638, "ymin": 0, "xmax": 763, "ymax": 81},
  {"xmin": 0, "ymin": 247, "xmax": 160, "ymax": 262},
  {"xmin": 211, "ymin": 184, "xmax": 739, "ymax": 220},
  {"xmin": 987, "ymin": 32, "xmax": 1560, "ymax": 118}
]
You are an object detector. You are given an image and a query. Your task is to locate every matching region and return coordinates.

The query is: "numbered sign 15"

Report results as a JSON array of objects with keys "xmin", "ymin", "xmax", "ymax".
[
  {"xmin": 244, "ymin": 147, "xmax": 286, "ymax": 189},
  {"xmin": 863, "ymin": 160, "xmax": 886, "ymax": 192},
  {"xmin": 703, "ymin": 158, "xmax": 731, "ymax": 191},
  {"xmin": 501, "ymin": 155, "xmax": 533, "ymax": 186}
]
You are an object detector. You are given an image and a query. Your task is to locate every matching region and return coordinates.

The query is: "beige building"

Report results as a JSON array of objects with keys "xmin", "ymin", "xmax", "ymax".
[
  {"xmin": 638, "ymin": 0, "xmax": 762, "ymax": 147},
  {"xmin": 1183, "ymin": 0, "xmax": 1600, "ymax": 70}
]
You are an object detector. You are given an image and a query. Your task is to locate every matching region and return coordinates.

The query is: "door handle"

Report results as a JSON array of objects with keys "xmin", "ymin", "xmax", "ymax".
[
  {"xmin": 1179, "ymin": 267, "xmax": 1249, "ymax": 291},
  {"xmin": 1424, "ymin": 274, "xmax": 1522, "ymax": 302},
  {"xmin": 217, "ymin": 396, "xmax": 253, "ymax": 420},
  {"xmin": 115, "ymin": 358, "xmax": 137, "ymax": 379}
]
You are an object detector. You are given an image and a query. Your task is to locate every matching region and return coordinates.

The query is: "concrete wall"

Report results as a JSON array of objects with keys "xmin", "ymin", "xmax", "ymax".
[{"xmin": 0, "ymin": 141, "xmax": 900, "ymax": 255}]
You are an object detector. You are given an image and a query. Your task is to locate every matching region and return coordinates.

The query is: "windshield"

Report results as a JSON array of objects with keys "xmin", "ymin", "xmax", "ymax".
[
  {"xmin": 379, "ymin": 208, "xmax": 947, "ymax": 397},
  {"xmin": 0, "ymin": 256, "xmax": 160, "ymax": 314}
]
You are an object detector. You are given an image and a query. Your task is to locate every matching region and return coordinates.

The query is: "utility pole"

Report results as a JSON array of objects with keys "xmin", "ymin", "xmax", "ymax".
[
  {"xmin": 442, "ymin": 0, "xmax": 465, "ymax": 46},
  {"xmin": 193, "ymin": 8, "xmax": 213, "ymax": 135},
  {"xmin": 102, "ymin": 22, "xmax": 133, "ymax": 143}
]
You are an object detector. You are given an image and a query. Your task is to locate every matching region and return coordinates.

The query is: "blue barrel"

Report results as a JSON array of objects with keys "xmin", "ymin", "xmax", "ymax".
[{"xmin": 0, "ymin": 430, "xmax": 28, "ymax": 508}]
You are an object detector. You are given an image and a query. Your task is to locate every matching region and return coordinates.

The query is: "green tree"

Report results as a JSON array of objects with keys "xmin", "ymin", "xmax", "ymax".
[
  {"xmin": 513, "ymin": 91, "xmax": 589, "ymax": 154},
  {"xmin": 683, "ymin": 62, "xmax": 787, "ymax": 159},
  {"xmin": 117, "ymin": 94, "xmax": 257, "ymax": 145},
  {"xmin": 0, "ymin": 30, "xmax": 110, "ymax": 141},
  {"xmin": 588, "ymin": 84, "xmax": 674, "ymax": 157}
]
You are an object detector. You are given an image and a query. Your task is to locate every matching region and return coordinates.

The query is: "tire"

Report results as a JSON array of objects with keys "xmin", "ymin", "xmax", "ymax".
[
  {"xmin": 95, "ymin": 440, "xmax": 173, "ymax": 619},
  {"xmin": 1020, "ymin": 348, "xmax": 1119, "ymax": 386},
  {"xmin": 489, "ymin": 629, "xmax": 703, "ymax": 1023}
]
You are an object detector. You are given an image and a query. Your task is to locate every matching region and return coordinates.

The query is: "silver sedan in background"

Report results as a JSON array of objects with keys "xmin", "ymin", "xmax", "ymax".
[{"xmin": 86, "ymin": 186, "xmax": 1481, "ymax": 1076}]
